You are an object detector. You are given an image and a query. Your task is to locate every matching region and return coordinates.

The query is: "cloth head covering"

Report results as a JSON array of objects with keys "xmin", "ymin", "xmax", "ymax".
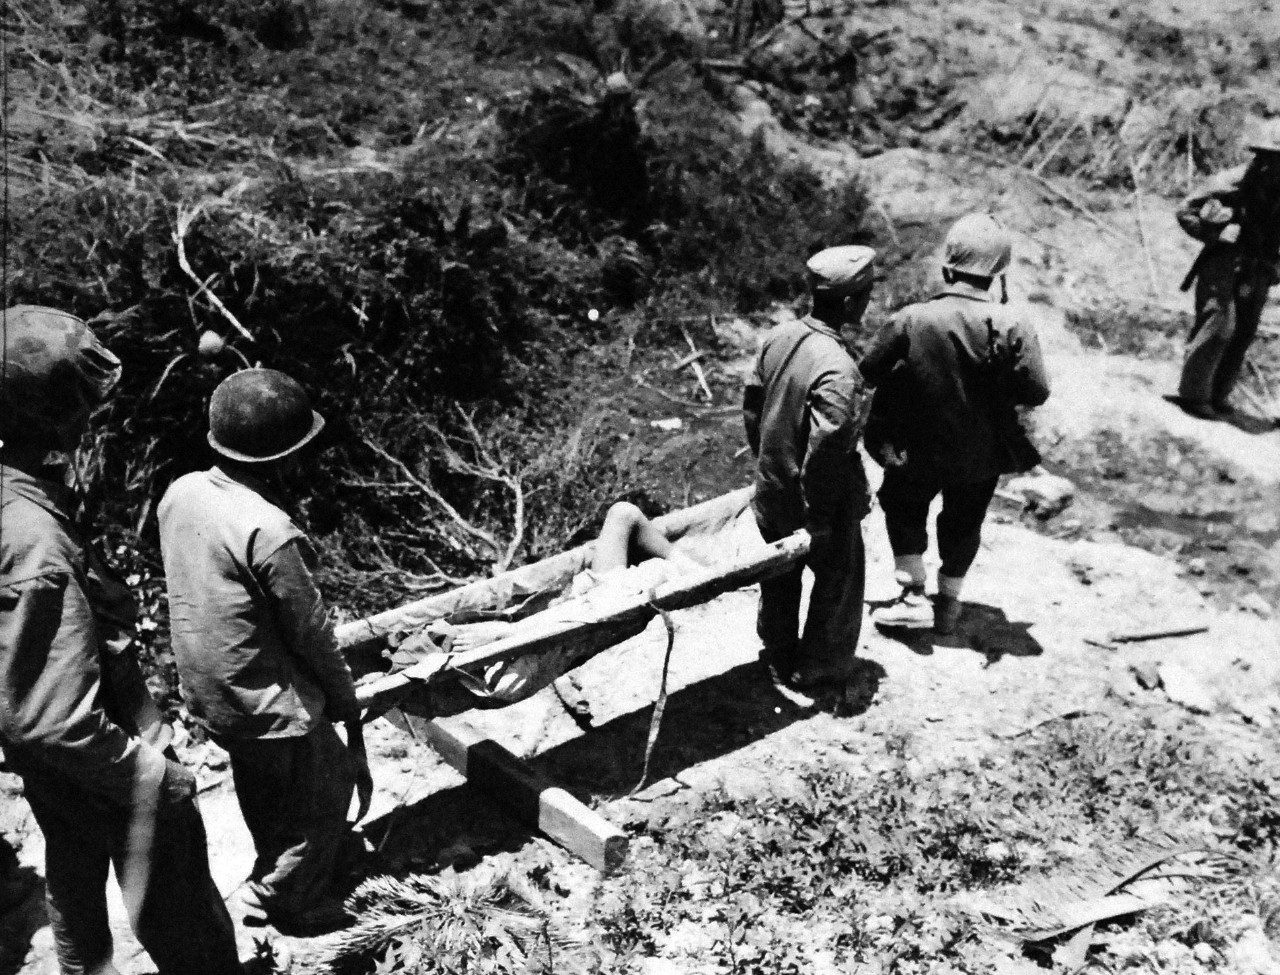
[
  {"xmin": 0, "ymin": 305, "xmax": 121, "ymax": 440},
  {"xmin": 806, "ymin": 245, "xmax": 877, "ymax": 297}
]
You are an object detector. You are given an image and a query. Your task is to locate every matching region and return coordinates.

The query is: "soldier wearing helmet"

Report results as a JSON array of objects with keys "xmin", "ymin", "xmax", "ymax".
[
  {"xmin": 860, "ymin": 215, "xmax": 1050, "ymax": 635},
  {"xmin": 1172, "ymin": 118, "xmax": 1280, "ymax": 420},
  {"xmin": 0, "ymin": 306, "xmax": 244, "ymax": 975},
  {"xmin": 743, "ymin": 245, "xmax": 876, "ymax": 688},
  {"xmin": 158, "ymin": 368, "xmax": 366, "ymax": 935}
]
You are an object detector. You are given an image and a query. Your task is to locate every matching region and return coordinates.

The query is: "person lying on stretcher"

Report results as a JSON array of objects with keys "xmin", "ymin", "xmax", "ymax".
[{"xmin": 424, "ymin": 502, "xmax": 709, "ymax": 705}]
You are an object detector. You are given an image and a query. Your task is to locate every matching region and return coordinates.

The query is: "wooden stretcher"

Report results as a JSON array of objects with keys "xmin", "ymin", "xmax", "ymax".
[{"xmin": 341, "ymin": 487, "xmax": 811, "ymax": 872}]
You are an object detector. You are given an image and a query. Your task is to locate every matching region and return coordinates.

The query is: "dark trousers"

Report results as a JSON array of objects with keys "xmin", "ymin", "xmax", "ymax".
[
  {"xmin": 879, "ymin": 470, "xmax": 999, "ymax": 579},
  {"xmin": 1179, "ymin": 251, "xmax": 1271, "ymax": 407},
  {"xmin": 755, "ymin": 506, "xmax": 865, "ymax": 678},
  {"xmin": 22, "ymin": 770, "xmax": 242, "ymax": 975},
  {"xmin": 216, "ymin": 723, "xmax": 355, "ymax": 915}
]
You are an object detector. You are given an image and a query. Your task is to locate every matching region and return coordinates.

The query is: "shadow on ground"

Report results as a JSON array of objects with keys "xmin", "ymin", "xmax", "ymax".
[
  {"xmin": 1221, "ymin": 408, "xmax": 1279, "ymax": 435},
  {"xmin": 0, "ymin": 871, "xmax": 47, "ymax": 975},
  {"xmin": 871, "ymin": 601, "xmax": 1045, "ymax": 664},
  {"xmin": 361, "ymin": 656, "xmax": 826, "ymax": 874}
]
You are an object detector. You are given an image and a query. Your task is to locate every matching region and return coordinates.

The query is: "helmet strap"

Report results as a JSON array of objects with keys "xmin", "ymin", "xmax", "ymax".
[{"xmin": 1000, "ymin": 275, "xmax": 1008, "ymax": 304}]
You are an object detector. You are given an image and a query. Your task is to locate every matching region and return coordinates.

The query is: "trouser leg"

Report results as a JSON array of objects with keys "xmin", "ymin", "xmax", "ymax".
[
  {"xmin": 756, "ymin": 563, "xmax": 804, "ymax": 669},
  {"xmin": 798, "ymin": 516, "xmax": 865, "ymax": 678},
  {"xmin": 878, "ymin": 470, "xmax": 936, "ymax": 561},
  {"xmin": 935, "ymin": 477, "xmax": 999, "ymax": 582},
  {"xmin": 754, "ymin": 509, "xmax": 803, "ymax": 668},
  {"xmin": 1179, "ymin": 256, "xmax": 1236, "ymax": 405},
  {"xmin": 1212, "ymin": 274, "xmax": 1268, "ymax": 407},
  {"xmin": 222, "ymin": 736, "xmax": 291, "ymax": 888},
  {"xmin": 221, "ymin": 726, "xmax": 354, "ymax": 915},
  {"xmin": 23, "ymin": 776, "xmax": 115, "ymax": 975},
  {"xmin": 118, "ymin": 797, "xmax": 243, "ymax": 975}
]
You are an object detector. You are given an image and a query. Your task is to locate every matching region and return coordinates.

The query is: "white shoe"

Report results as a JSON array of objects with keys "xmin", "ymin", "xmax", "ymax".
[{"xmin": 871, "ymin": 586, "xmax": 933, "ymax": 629}]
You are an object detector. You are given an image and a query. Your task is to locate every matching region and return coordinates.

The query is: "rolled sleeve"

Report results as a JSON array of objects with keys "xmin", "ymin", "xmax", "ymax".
[{"xmin": 258, "ymin": 539, "xmax": 358, "ymax": 722}]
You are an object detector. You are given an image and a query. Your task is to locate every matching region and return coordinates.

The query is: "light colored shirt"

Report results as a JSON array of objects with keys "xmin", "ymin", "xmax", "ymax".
[{"xmin": 158, "ymin": 466, "xmax": 357, "ymax": 739}]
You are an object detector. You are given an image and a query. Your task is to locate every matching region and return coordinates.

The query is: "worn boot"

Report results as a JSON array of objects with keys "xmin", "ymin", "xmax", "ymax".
[
  {"xmin": 934, "ymin": 573, "xmax": 966, "ymax": 635},
  {"xmin": 235, "ymin": 884, "xmax": 351, "ymax": 936},
  {"xmin": 871, "ymin": 584, "xmax": 932, "ymax": 629},
  {"xmin": 933, "ymin": 595, "xmax": 963, "ymax": 635}
]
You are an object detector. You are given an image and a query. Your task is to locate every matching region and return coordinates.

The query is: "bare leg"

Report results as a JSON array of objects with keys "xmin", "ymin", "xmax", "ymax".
[{"xmin": 591, "ymin": 502, "xmax": 673, "ymax": 571}]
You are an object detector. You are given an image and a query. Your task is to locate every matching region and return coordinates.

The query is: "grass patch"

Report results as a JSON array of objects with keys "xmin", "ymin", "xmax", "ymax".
[
  {"xmin": 1062, "ymin": 304, "xmax": 1189, "ymax": 358},
  {"xmin": 324, "ymin": 712, "xmax": 1279, "ymax": 973}
]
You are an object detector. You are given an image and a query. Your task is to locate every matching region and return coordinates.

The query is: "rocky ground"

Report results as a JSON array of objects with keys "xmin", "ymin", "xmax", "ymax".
[{"xmin": 4, "ymin": 0, "xmax": 1280, "ymax": 972}]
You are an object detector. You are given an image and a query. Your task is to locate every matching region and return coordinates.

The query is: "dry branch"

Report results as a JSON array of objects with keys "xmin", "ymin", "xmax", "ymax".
[
  {"xmin": 1030, "ymin": 116, "xmax": 1080, "ymax": 176},
  {"xmin": 1107, "ymin": 623, "xmax": 1208, "ymax": 644},
  {"xmin": 1127, "ymin": 158, "xmax": 1161, "ymax": 296},
  {"xmin": 679, "ymin": 326, "xmax": 714, "ymax": 402},
  {"xmin": 431, "ymin": 408, "xmax": 527, "ymax": 573},
  {"xmin": 968, "ymin": 150, "xmax": 1131, "ymax": 242},
  {"xmin": 174, "ymin": 205, "xmax": 255, "ymax": 342},
  {"xmin": 359, "ymin": 434, "xmax": 503, "ymax": 563}
]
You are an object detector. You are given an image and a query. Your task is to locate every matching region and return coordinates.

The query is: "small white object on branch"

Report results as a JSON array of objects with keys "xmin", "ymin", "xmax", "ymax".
[{"xmin": 174, "ymin": 204, "xmax": 255, "ymax": 343}]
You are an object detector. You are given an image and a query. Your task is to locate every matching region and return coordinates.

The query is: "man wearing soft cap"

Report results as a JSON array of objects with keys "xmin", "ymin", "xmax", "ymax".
[{"xmin": 743, "ymin": 245, "xmax": 876, "ymax": 688}]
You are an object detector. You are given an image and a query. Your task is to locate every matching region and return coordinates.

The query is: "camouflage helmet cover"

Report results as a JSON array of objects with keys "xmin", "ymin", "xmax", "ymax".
[
  {"xmin": 942, "ymin": 213, "xmax": 1013, "ymax": 278},
  {"xmin": 0, "ymin": 305, "xmax": 122, "ymax": 437}
]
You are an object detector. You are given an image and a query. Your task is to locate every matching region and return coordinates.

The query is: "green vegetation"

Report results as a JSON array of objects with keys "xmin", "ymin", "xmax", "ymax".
[
  {"xmin": 10, "ymin": 0, "xmax": 869, "ymax": 696},
  {"xmin": 325, "ymin": 713, "xmax": 1279, "ymax": 973}
]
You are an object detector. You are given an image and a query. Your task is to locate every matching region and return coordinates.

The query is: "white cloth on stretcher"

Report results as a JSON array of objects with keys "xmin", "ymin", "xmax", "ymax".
[{"xmin": 456, "ymin": 556, "xmax": 686, "ymax": 704}]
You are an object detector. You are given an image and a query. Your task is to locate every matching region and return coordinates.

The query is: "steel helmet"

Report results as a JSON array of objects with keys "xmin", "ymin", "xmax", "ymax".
[
  {"xmin": 1245, "ymin": 117, "xmax": 1280, "ymax": 154},
  {"xmin": 207, "ymin": 368, "xmax": 324, "ymax": 463},
  {"xmin": 942, "ymin": 213, "xmax": 1013, "ymax": 278},
  {"xmin": 0, "ymin": 305, "xmax": 122, "ymax": 443}
]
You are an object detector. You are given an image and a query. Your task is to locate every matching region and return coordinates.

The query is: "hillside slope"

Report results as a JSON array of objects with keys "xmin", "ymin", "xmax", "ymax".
[{"xmin": 3, "ymin": 1, "xmax": 1280, "ymax": 973}]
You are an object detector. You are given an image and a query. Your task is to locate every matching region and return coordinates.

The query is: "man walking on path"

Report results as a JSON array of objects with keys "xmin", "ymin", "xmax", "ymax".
[
  {"xmin": 1172, "ymin": 120, "xmax": 1280, "ymax": 420},
  {"xmin": 860, "ymin": 214, "xmax": 1050, "ymax": 635},
  {"xmin": 160, "ymin": 368, "xmax": 370, "ymax": 935},
  {"xmin": 0, "ymin": 305, "xmax": 243, "ymax": 975},
  {"xmin": 743, "ymin": 245, "xmax": 876, "ymax": 687}
]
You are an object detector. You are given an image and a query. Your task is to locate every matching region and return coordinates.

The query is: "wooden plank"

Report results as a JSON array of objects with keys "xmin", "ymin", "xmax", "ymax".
[
  {"xmin": 337, "ymin": 487, "xmax": 755, "ymax": 651},
  {"xmin": 355, "ymin": 529, "xmax": 809, "ymax": 711},
  {"xmin": 401, "ymin": 712, "xmax": 629, "ymax": 874}
]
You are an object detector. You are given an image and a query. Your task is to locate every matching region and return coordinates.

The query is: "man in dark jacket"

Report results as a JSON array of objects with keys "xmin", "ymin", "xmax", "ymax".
[
  {"xmin": 0, "ymin": 306, "xmax": 243, "ymax": 975},
  {"xmin": 743, "ymin": 245, "xmax": 875, "ymax": 687},
  {"xmin": 861, "ymin": 215, "xmax": 1050, "ymax": 635},
  {"xmin": 159, "ymin": 369, "xmax": 368, "ymax": 935},
  {"xmin": 1173, "ymin": 121, "xmax": 1280, "ymax": 419}
]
